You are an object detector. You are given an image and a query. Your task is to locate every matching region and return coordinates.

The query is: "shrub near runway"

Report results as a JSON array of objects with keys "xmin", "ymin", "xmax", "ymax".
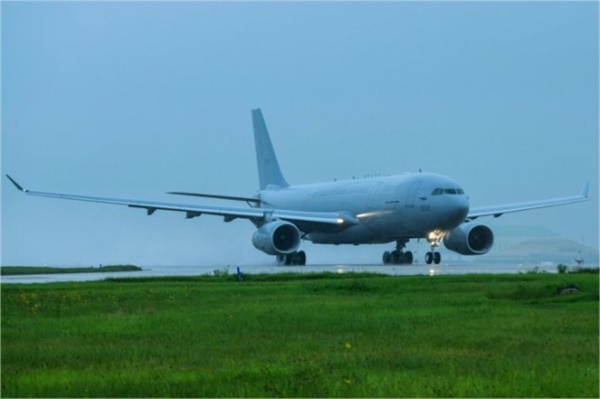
[
  {"xmin": 0, "ymin": 265, "xmax": 142, "ymax": 275},
  {"xmin": 1, "ymin": 272, "xmax": 598, "ymax": 397}
]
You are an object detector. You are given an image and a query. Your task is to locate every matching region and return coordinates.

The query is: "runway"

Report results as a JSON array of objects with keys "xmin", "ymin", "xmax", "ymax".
[{"xmin": 0, "ymin": 262, "xmax": 560, "ymax": 284}]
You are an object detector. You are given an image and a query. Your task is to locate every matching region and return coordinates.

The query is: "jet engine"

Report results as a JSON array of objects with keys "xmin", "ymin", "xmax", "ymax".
[
  {"xmin": 252, "ymin": 220, "xmax": 301, "ymax": 255},
  {"xmin": 443, "ymin": 223, "xmax": 494, "ymax": 255}
]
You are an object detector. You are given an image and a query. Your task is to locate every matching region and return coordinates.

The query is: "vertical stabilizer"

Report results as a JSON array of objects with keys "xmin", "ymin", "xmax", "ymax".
[{"xmin": 252, "ymin": 109, "xmax": 289, "ymax": 189}]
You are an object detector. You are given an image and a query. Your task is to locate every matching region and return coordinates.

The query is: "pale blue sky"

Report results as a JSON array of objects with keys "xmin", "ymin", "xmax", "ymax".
[{"xmin": 2, "ymin": 2, "xmax": 598, "ymax": 266}]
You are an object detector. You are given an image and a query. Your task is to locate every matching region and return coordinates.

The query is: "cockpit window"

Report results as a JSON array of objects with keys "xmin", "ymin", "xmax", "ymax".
[{"xmin": 431, "ymin": 187, "xmax": 464, "ymax": 196}]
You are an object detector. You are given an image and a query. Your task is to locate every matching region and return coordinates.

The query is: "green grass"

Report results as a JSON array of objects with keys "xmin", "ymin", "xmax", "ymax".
[
  {"xmin": 2, "ymin": 272, "xmax": 598, "ymax": 397},
  {"xmin": 0, "ymin": 265, "xmax": 142, "ymax": 275}
]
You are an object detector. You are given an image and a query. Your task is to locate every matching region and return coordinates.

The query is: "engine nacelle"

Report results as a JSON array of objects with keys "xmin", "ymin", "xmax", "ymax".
[
  {"xmin": 443, "ymin": 223, "xmax": 494, "ymax": 255},
  {"xmin": 252, "ymin": 221, "xmax": 301, "ymax": 255}
]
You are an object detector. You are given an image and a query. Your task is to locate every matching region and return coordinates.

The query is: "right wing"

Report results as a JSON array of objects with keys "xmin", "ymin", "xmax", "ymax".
[
  {"xmin": 5, "ymin": 175, "xmax": 358, "ymax": 227},
  {"xmin": 467, "ymin": 182, "xmax": 590, "ymax": 220}
]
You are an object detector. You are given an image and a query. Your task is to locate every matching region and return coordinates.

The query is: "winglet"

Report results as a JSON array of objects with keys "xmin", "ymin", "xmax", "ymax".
[
  {"xmin": 5, "ymin": 175, "xmax": 28, "ymax": 192},
  {"xmin": 580, "ymin": 182, "xmax": 590, "ymax": 198}
]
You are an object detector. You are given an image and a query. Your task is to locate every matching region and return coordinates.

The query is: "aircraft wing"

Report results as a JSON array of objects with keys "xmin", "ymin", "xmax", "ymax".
[
  {"xmin": 5, "ymin": 175, "xmax": 358, "ymax": 227},
  {"xmin": 467, "ymin": 182, "xmax": 590, "ymax": 220}
]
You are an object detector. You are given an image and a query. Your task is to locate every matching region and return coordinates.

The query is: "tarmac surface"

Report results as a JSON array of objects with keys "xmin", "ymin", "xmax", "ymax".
[{"xmin": 1, "ymin": 262, "xmax": 562, "ymax": 284}]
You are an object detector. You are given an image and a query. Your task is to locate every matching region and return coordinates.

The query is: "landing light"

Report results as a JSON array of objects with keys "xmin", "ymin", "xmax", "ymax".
[
  {"xmin": 427, "ymin": 231, "xmax": 439, "ymax": 241},
  {"xmin": 427, "ymin": 230, "xmax": 445, "ymax": 246},
  {"xmin": 356, "ymin": 211, "xmax": 381, "ymax": 219}
]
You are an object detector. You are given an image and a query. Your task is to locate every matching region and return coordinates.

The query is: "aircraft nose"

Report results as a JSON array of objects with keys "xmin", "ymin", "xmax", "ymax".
[
  {"xmin": 454, "ymin": 196, "xmax": 469, "ymax": 221},
  {"xmin": 446, "ymin": 195, "xmax": 469, "ymax": 226}
]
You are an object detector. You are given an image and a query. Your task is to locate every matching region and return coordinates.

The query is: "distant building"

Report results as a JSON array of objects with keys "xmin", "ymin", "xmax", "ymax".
[{"xmin": 478, "ymin": 226, "xmax": 599, "ymax": 266}]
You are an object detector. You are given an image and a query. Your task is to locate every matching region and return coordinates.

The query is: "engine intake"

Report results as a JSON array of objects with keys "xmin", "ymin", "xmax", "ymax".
[
  {"xmin": 252, "ymin": 220, "xmax": 301, "ymax": 255},
  {"xmin": 443, "ymin": 223, "xmax": 494, "ymax": 255}
]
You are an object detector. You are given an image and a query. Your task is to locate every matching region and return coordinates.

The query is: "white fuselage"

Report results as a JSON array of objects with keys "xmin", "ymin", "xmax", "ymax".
[{"xmin": 258, "ymin": 172, "xmax": 470, "ymax": 245}]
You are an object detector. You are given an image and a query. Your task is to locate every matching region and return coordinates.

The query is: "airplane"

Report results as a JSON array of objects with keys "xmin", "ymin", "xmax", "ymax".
[{"xmin": 6, "ymin": 109, "xmax": 590, "ymax": 266}]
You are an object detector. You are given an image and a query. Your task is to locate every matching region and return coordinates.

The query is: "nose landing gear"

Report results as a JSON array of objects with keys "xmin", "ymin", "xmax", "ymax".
[
  {"xmin": 425, "ymin": 250, "xmax": 441, "ymax": 265},
  {"xmin": 425, "ymin": 232, "xmax": 442, "ymax": 265}
]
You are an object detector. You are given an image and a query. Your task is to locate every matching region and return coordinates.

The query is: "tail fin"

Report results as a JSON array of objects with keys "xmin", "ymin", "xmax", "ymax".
[{"xmin": 252, "ymin": 109, "xmax": 289, "ymax": 190}]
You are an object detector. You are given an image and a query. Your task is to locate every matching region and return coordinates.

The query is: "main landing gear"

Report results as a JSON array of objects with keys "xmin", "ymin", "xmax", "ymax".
[
  {"xmin": 277, "ymin": 251, "xmax": 306, "ymax": 266},
  {"xmin": 382, "ymin": 239, "xmax": 414, "ymax": 265},
  {"xmin": 382, "ymin": 238, "xmax": 443, "ymax": 265}
]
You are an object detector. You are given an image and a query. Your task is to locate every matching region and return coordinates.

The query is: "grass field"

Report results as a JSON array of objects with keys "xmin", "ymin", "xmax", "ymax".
[
  {"xmin": 1, "ymin": 271, "xmax": 598, "ymax": 397},
  {"xmin": 0, "ymin": 265, "xmax": 142, "ymax": 276}
]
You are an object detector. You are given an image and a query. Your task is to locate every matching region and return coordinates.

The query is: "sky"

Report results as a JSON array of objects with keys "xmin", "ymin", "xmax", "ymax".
[{"xmin": 2, "ymin": 1, "xmax": 598, "ymax": 267}]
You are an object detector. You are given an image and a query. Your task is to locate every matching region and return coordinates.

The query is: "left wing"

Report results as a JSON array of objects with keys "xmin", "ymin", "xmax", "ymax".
[
  {"xmin": 467, "ymin": 182, "xmax": 590, "ymax": 220},
  {"xmin": 5, "ymin": 175, "xmax": 358, "ymax": 227}
]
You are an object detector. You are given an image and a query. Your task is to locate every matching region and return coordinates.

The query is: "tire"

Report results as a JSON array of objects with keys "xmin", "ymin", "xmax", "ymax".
[
  {"xmin": 296, "ymin": 251, "xmax": 306, "ymax": 266},
  {"xmin": 383, "ymin": 251, "xmax": 391, "ymax": 265},
  {"xmin": 425, "ymin": 252, "xmax": 433, "ymax": 265}
]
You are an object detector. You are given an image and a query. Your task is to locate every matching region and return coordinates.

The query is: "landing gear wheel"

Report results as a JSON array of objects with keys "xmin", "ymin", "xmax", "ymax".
[
  {"xmin": 293, "ymin": 250, "xmax": 306, "ymax": 266},
  {"xmin": 425, "ymin": 252, "xmax": 433, "ymax": 265},
  {"xmin": 382, "ymin": 245, "xmax": 414, "ymax": 265},
  {"xmin": 279, "ymin": 251, "xmax": 307, "ymax": 266},
  {"xmin": 425, "ymin": 251, "xmax": 441, "ymax": 265},
  {"xmin": 383, "ymin": 251, "xmax": 391, "ymax": 265}
]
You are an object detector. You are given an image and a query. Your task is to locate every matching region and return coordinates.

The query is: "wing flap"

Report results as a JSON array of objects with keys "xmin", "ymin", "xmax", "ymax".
[{"xmin": 167, "ymin": 191, "xmax": 260, "ymax": 204}]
